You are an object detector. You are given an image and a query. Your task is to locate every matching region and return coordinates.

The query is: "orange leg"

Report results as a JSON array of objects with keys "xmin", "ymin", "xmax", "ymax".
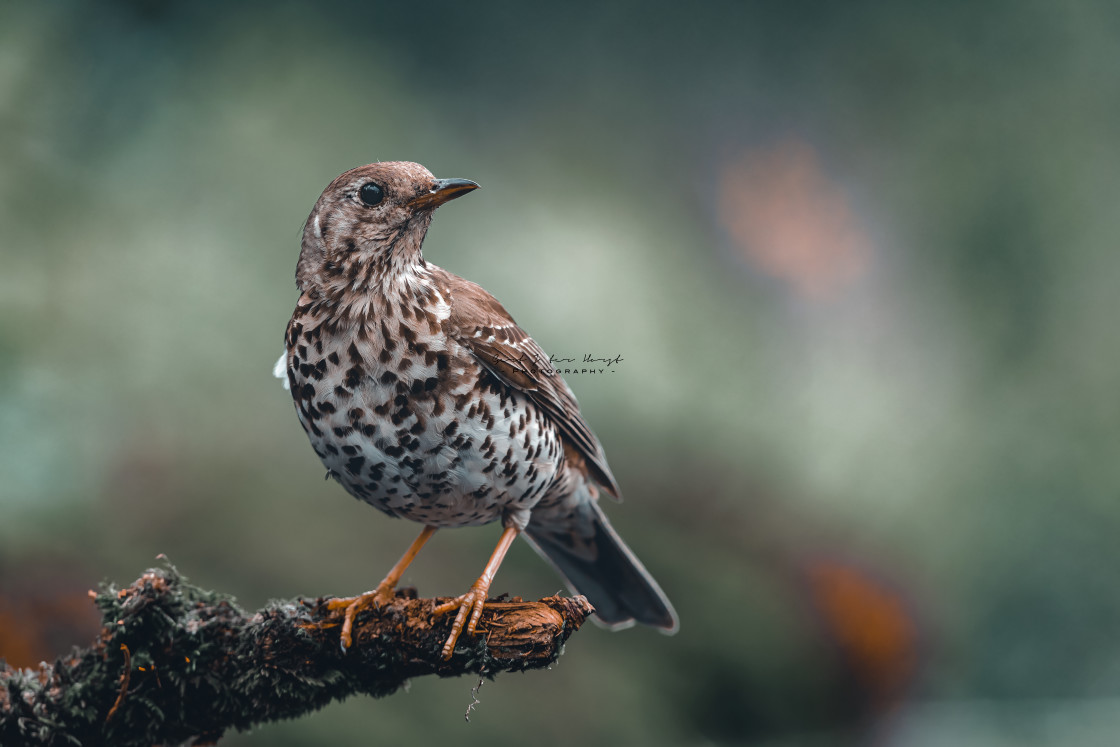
[
  {"xmin": 327, "ymin": 525, "xmax": 437, "ymax": 650},
  {"xmin": 432, "ymin": 526, "xmax": 520, "ymax": 660}
]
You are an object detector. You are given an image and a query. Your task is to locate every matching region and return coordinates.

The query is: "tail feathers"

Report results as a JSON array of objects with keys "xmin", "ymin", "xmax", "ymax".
[{"xmin": 524, "ymin": 501, "xmax": 678, "ymax": 633}]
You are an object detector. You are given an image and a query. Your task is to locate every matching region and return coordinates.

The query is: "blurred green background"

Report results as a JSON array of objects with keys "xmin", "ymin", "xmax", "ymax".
[{"xmin": 2, "ymin": 1, "xmax": 1119, "ymax": 744}]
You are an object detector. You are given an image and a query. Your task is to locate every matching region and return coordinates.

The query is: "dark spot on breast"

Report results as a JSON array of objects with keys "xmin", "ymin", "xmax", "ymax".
[
  {"xmin": 286, "ymin": 322, "xmax": 303, "ymax": 348},
  {"xmin": 346, "ymin": 456, "xmax": 366, "ymax": 474},
  {"xmin": 344, "ymin": 365, "xmax": 364, "ymax": 388},
  {"xmin": 327, "ymin": 351, "xmax": 340, "ymax": 366},
  {"xmin": 380, "ymin": 320, "xmax": 397, "ymax": 351}
]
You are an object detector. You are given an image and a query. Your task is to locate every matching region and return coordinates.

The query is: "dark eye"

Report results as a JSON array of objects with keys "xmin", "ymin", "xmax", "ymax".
[{"xmin": 359, "ymin": 182, "xmax": 385, "ymax": 206}]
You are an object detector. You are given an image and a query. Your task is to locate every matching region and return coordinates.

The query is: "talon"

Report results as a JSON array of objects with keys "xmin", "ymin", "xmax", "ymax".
[
  {"xmin": 324, "ymin": 525, "xmax": 439, "ymax": 652},
  {"xmin": 326, "ymin": 585, "xmax": 396, "ymax": 651},
  {"xmin": 433, "ymin": 585, "xmax": 491, "ymax": 659},
  {"xmin": 431, "ymin": 526, "xmax": 521, "ymax": 660}
]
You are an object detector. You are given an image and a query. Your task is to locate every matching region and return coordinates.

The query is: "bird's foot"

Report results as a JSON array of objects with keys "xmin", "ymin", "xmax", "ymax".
[
  {"xmin": 432, "ymin": 581, "xmax": 492, "ymax": 660},
  {"xmin": 325, "ymin": 584, "xmax": 397, "ymax": 651}
]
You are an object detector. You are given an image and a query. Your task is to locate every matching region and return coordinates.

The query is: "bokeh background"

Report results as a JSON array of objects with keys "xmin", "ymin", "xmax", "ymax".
[{"xmin": 3, "ymin": 1, "xmax": 1119, "ymax": 744}]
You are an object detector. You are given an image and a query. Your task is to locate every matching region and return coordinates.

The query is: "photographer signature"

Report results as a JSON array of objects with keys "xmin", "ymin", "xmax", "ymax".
[{"xmin": 490, "ymin": 352, "xmax": 625, "ymax": 375}]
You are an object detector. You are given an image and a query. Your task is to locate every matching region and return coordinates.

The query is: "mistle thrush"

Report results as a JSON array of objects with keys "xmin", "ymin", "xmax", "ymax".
[{"xmin": 279, "ymin": 162, "xmax": 677, "ymax": 658}]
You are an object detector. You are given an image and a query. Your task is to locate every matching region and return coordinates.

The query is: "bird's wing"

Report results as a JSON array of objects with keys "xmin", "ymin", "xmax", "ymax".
[{"xmin": 433, "ymin": 268, "xmax": 621, "ymax": 498}]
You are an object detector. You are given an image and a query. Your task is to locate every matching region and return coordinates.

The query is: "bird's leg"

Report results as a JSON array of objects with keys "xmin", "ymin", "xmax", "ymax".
[
  {"xmin": 432, "ymin": 526, "xmax": 520, "ymax": 660},
  {"xmin": 327, "ymin": 525, "xmax": 438, "ymax": 650}
]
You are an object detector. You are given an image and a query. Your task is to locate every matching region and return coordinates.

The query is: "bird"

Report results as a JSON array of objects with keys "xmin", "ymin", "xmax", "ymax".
[{"xmin": 279, "ymin": 161, "xmax": 677, "ymax": 659}]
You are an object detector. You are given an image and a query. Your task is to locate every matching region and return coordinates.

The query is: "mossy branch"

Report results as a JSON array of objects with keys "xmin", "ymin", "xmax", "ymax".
[{"xmin": 0, "ymin": 561, "xmax": 593, "ymax": 746}]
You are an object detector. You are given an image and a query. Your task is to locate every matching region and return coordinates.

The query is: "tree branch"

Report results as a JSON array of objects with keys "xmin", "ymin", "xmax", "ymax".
[{"xmin": 0, "ymin": 560, "xmax": 594, "ymax": 746}]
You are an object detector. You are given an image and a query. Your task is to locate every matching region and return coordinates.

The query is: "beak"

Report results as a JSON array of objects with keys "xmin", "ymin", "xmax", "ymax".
[{"xmin": 408, "ymin": 178, "xmax": 480, "ymax": 209}]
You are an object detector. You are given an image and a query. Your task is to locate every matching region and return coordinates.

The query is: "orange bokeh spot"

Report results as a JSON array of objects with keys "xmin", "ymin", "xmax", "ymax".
[
  {"xmin": 806, "ymin": 560, "xmax": 919, "ymax": 708},
  {"xmin": 0, "ymin": 592, "xmax": 101, "ymax": 668},
  {"xmin": 719, "ymin": 140, "xmax": 873, "ymax": 299}
]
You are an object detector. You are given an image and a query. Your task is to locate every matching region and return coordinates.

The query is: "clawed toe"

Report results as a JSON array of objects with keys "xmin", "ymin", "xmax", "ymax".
[
  {"xmin": 327, "ymin": 586, "xmax": 396, "ymax": 651},
  {"xmin": 433, "ymin": 585, "xmax": 491, "ymax": 660}
]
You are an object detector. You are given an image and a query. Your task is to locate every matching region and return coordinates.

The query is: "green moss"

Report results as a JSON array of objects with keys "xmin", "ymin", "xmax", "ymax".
[{"xmin": 1, "ymin": 560, "xmax": 583, "ymax": 746}]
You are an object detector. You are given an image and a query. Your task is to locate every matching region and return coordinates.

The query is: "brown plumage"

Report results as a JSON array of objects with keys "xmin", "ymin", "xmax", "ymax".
[{"xmin": 281, "ymin": 161, "xmax": 677, "ymax": 658}]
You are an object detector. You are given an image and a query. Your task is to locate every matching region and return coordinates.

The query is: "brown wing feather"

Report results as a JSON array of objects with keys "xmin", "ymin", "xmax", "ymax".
[{"xmin": 433, "ymin": 268, "xmax": 621, "ymax": 498}]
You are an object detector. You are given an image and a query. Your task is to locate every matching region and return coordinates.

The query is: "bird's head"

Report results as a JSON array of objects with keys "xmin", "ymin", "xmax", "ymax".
[{"xmin": 296, "ymin": 161, "xmax": 478, "ymax": 295}]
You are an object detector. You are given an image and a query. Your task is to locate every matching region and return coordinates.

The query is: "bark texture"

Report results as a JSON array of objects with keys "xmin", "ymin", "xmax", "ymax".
[{"xmin": 0, "ymin": 562, "xmax": 593, "ymax": 746}]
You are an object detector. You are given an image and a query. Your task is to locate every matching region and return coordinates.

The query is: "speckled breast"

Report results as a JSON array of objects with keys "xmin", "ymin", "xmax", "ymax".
[{"xmin": 285, "ymin": 300, "xmax": 563, "ymax": 529}]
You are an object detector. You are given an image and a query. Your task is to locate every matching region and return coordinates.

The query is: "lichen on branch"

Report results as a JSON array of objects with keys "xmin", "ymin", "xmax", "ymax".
[{"xmin": 0, "ymin": 561, "xmax": 593, "ymax": 747}]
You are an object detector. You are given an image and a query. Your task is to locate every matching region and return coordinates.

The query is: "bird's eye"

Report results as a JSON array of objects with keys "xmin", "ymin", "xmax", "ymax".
[{"xmin": 359, "ymin": 182, "xmax": 385, "ymax": 206}]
